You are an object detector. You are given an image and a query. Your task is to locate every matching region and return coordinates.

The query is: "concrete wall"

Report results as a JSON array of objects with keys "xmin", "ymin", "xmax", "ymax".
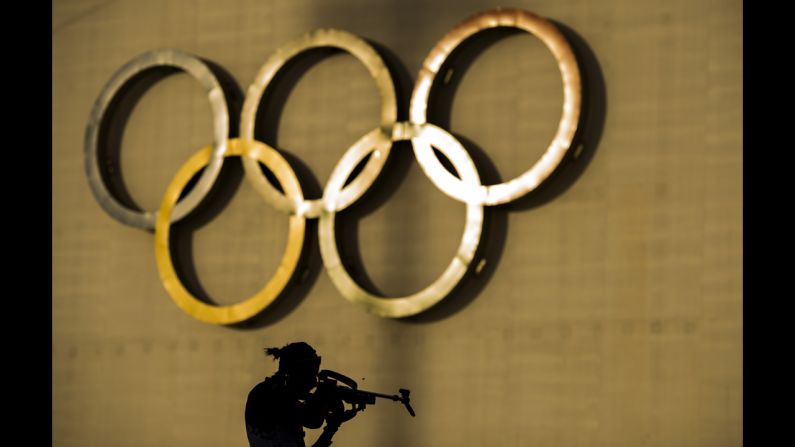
[{"xmin": 52, "ymin": 0, "xmax": 742, "ymax": 446}]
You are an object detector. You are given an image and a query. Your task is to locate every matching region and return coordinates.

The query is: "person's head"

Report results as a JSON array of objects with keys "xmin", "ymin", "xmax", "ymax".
[{"xmin": 265, "ymin": 342, "xmax": 321, "ymax": 396}]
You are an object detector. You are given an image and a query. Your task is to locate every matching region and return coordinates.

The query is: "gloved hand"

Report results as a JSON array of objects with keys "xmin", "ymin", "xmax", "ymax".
[{"xmin": 326, "ymin": 400, "xmax": 363, "ymax": 426}]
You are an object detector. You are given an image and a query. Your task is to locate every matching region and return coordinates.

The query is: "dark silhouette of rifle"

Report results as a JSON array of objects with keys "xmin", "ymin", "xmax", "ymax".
[
  {"xmin": 310, "ymin": 369, "xmax": 415, "ymax": 446},
  {"xmin": 316, "ymin": 369, "xmax": 415, "ymax": 417}
]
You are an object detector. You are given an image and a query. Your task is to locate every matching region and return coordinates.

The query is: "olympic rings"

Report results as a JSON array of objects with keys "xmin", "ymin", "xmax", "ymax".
[{"xmin": 85, "ymin": 8, "xmax": 583, "ymax": 324}]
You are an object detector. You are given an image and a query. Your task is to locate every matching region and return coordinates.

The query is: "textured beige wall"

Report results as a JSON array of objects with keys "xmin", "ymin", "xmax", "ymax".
[{"xmin": 53, "ymin": 0, "xmax": 742, "ymax": 446}]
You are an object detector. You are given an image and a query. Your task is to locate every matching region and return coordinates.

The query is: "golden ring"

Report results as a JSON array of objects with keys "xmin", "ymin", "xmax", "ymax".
[{"xmin": 154, "ymin": 139, "xmax": 305, "ymax": 324}]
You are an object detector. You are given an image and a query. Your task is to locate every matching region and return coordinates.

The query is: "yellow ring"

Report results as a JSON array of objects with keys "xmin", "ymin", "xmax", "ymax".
[{"xmin": 154, "ymin": 139, "xmax": 305, "ymax": 325}]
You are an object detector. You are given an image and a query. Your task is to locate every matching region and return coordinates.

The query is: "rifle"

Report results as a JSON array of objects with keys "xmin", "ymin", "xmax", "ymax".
[{"xmin": 316, "ymin": 369, "xmax": 415, "ymax": 418}]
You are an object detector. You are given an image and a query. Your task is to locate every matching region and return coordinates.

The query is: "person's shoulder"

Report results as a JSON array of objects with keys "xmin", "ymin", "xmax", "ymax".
[
  {"xmin": 247, "ymin": 379, "xmax": 268, "ymax": 395},
  {"xmin": 250, "ymin": 377, "xmax": 281, "ymax": 396}
]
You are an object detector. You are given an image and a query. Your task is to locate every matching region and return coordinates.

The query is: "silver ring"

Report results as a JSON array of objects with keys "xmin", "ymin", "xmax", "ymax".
[
  {"xmin": 84, "ymin": 49, "xmax": 230, "ymax": 229},
  {"xmin": 239, "ymin": 28, "xmax": 398, "ymax": 218}
]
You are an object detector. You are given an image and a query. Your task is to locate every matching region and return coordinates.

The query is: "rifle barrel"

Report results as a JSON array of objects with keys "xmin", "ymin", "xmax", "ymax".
[
  {"xmin": 360, "ymin": 390, "xmax": 402, "ymax": 401},
  {"xmin": 349, "ymin": 388, "xmax": 415, "ymax": 417}
]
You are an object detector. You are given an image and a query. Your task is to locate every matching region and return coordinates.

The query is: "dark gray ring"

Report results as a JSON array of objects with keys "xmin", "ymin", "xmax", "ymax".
[{"xmin": 84, "ymin": 49, "xmax": 229, "ymax": 230}]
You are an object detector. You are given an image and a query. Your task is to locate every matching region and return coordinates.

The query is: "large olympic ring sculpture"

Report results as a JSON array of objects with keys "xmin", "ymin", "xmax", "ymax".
[{"xmin": 84, "ymin": 8, "xmax": 582, "ymax": 325}]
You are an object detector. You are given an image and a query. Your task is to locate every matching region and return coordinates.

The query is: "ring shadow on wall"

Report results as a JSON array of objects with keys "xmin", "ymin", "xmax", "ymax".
[{"xmin": 506, "ymin": 21, "xmax": 607, "ymax": 212}]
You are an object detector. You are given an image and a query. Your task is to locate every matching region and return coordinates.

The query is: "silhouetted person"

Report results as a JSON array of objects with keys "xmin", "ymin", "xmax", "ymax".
[{"xmin": 245, "ymin": 342, "xmax": 357, "ymax": 447}]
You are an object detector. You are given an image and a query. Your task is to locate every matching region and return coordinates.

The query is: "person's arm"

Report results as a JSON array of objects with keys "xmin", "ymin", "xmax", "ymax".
[
  {"xmin": 300, "ymin": 383, "xmax": 337, "ymax": 429},
  {"xmin": 311, "ymin": 420, "xmax": 340, "ymax": 447},
  {"xmin": 310, "ymin": 402, "xmax": 362, "ymax": 447},
  {"xmin": 300, "ymin": 403, "xmax": 325, "ymax": 429}
]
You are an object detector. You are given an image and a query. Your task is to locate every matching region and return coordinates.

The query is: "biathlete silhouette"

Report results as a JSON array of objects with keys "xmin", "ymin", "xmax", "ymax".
[{"xmin": 245, "ymin": 342, "xmax": 415, "ymax": 447}]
